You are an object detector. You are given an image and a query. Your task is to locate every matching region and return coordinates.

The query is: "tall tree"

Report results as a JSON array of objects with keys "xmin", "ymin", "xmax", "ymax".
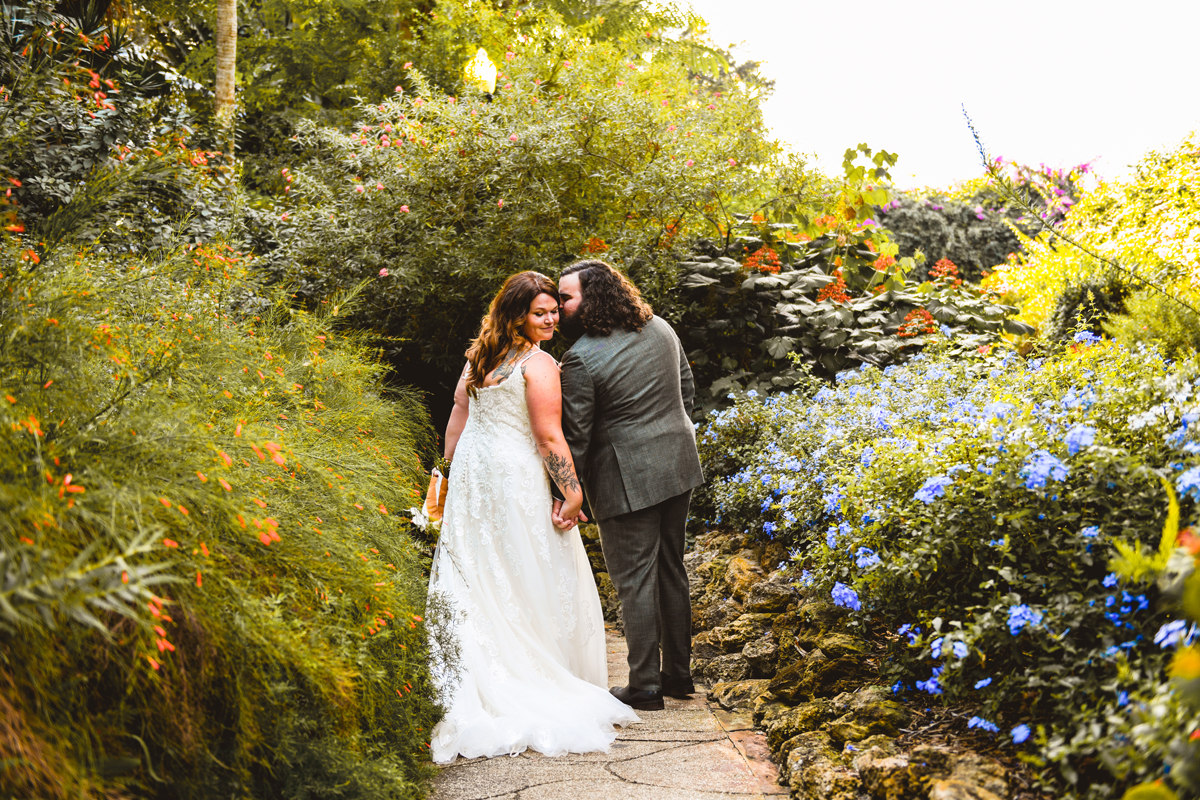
[{"xmin": 214, "ymin": 0, "xmax": 236, "ymax": 151}]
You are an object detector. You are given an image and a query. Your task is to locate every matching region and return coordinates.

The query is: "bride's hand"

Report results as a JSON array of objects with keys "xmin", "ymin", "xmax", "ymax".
[{"xmin": 558, "ymin": 496, "xmax": 587, "ymax": 530}]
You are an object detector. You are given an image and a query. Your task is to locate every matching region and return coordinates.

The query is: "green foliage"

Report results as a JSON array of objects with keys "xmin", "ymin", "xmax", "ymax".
[
  {"xmin": 0, "ymin": 238, "xmax": 443, "ymax": 798},
  {"xmin": 266, "ymin": 33, "xmax": 800, "ymax": 399},
  {"xmin": 0, "ymin": 0, "xmax": 235, "ymax": 252},
  {"xmin": 695, "ymin": 339, "xmax": 1200, "ymax": 797}
]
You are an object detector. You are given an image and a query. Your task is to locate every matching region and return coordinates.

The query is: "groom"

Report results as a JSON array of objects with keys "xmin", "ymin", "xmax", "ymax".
[{"xmin": 551, "ymin": 259, "xmax": 705, "ymax": 711}]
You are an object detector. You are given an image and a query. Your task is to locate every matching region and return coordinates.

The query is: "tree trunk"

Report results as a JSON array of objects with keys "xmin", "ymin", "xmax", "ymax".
[{"xmin": 214, "ymin": 0, "xmax": 237, "ymax": 154}]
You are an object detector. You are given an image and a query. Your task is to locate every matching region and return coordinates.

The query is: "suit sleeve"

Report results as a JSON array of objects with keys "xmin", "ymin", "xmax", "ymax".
[
  {"xmin": 560, "ymin": 348, "xmax": 596, "ymax": 488},
  {"xmin": 677, "ymin": 338, "xmax": 696, "ymax": 419}
]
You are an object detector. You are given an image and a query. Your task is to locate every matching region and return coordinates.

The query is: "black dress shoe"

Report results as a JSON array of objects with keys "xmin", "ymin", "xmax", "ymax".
[
  {"xmin": 610, "ymin": 685, "xmax": 665, "ymax": 710},
  {"xmin": 660, "ymin": 674, "xmax": 696, "ymax": 699}
]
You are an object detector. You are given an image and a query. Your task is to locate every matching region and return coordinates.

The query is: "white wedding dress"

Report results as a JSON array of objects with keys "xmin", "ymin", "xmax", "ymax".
[{"xmin": 428, "ymin": 350, "xmax": 639, "ymax": 764}]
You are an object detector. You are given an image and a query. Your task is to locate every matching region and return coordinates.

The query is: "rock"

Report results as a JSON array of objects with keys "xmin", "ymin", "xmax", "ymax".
[
  {"xmin": 854, "ymin": 748, "xmax": 926, "ymax": 799},
  {"xmin": 825, "ymin": 687, "xmax": 911, "ymax": 745},
  {"xmin": 928, "ymin": 779, "xmax": 1005, "ymax": 800},
  {"xmin": 708, "ymin": 679, "xmax": 771, "ymax": 711},
  {"xmin": 768, "ymin": 650, "xmax": 869, "ymax": 702},
  {"xmin": 845, "ymin": 735, "xmax": 897, "ymax": 759},
  {"xmin": 692, "ymin": 630, "xmax": 724, "ymax": 660},
  {"xmin": 792, "ymin": 598, "xmax": 849, "ymax": 632},
  {"xmin": 695, "ymin": 556, "xmax": 729, "ymax": 592},
  {"xmin": 593, "ymin": 572, "xmax": 622, "ymax": 627},
  {"xmin": 693, "ymin": 598, "xmax": 742, "ymax": 633},
  {"xmin": 742, "ymin": 636, "xmax": 779, "ymax": 677},
  {"xmin": 942, "ymin": 754, "xmax": 1010, "ymax": 799},
  {"xmin": 724, "ymin": 556, "xmax": 766, "ymax": 602},
  {"xmin": 752, "ymin": 691, "xmax": 788, "ymax": 726},
  {"xmin": 764, "ymin": 699, "xmax": 833, "ymax": 751},
  {"xmin": 711, "ymin": 613, "xmax": 775, "ymax": 651},
  {"xmin": 908, "ymin": 744, "xmax": 955, "ymax": 775},
  {"xmin": 745, "ymin": 580, "xmax": 796, "ymax": 613},
  {"xmin": 778, "ymin": 730, "xmax": 837, "ymax": 780},
  {"xmin": 762, "ymin": 540, "xmax": 789, "ymax": 571},
  {"xmin": 797, "ymin": 631, "xmax": 871, "ymax": 660},
  {"xmin": 700, "ymin": 653, "xmax": 751, "ymax": 683},
  {"xmin": 783, "ymin": 733, "xmax": 860, "ymax": 800}
]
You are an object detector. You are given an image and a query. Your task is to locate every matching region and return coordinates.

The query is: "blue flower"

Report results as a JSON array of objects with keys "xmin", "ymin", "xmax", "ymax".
[
  {"xmin": 831, "ymin": 582, "xmax": 861, "ymax": 611},
  {"xmin": 1178, "ymin": 466, "xmax": 1200, "ymax": 500},
  {"xmin": 1080, "ymin": 526, "xmax": 1100, "ymax": 538},
  {"xmin": 1011, "ymin": 723, "xmax": 1031, "ymax": 744},
  {"xmin": 967, "ymin": 716, "xmax": 998, "ymax": 732},
  {"xmin": 953, "ymin": 641, "xmax": 969, "ymax": 659},
  {"xmin": 1064, "ymin": 425, "xmax": 1096, "ymax": 455},
  {"xmin": 974, "ymin": 677, "xmax": 992, "ymax": 689},
  {"xmin": 1008, "ymin": 604, "xmax": 1043, "ymax": 635},
  {"xmin": 1103, "ymin": 573, "xmax": 1118, "ymax": 588},
  {"xmin": 987, "ymin": 538, "xmax": 1005, "ymax": 547},
  {"xmin": 746, "ymin": 390, "xmax": 758, "ymax": 398},
  {"xmin": 1154, "ymin": 620, "xmax": 1193, "ymax": 648},
  {"xmin": 1117, "ymin": 691, "xmax": 1129, "ymax": 707},
  {"xmin": 826, "ymin": 526, "xmax": 839, "ymax": 548},
  {"xmin": 930, "ymin": 637, "xmax": 943, "ymax": 659},
  {"xmin": 1021, "ymin": 450, "xmax": 1068, "ymax": 490},
  {"xmin": 940, "ymin": 324, "xmax": 954, "ymax": 338},
  {"xmin": 763, "ymin": 521, "xmax": 777, "ymax": 538},
  {"xmin": 1073, "ymin": 330, "xmax": 1101, "ymax": 345},
  {"xmin": 915, "ymin": 475, "xmax": 953, "ymax": 504},
  {"xmin": 855, "ymin": 547, "xmax": 882, "ymax": 569},
  {"xmin": 916, "ymin": 667, "xmax": 943, "ymax": 695}
]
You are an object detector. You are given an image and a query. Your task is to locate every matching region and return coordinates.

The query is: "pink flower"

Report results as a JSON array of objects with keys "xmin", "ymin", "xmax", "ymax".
[
  {"xmin": 376, "ymin": 183, "xmax": 384, "ymax": 190},
  {"xmin": 505, "ymin": 51, "xmax": 515, "ymax": 61},
  {"xmin": 667, "ymin": 124, "xmax": 676, "ymax": 131},
  {"xmin": 399, "ymin": 205, "xmax": 409, "ymax": 213},
  {"xmin": 497, "ymin": 199, "xmax": 505, "ymax": 208},
  {"xmin": 379, "ymin": 268, "xmax": 389, "ymax": 277},
  {"xmin": 403, "ymin": 62, "xmax": 413, "ymax": 69},
  {"xmin": 662, "ymin": 100, "xmax": 669, "ymax": 107},
  {"xmin": 728, "ymin": 158, "xmax": 737, "ymax": 167},
  {"xmin": 509, "ymin": 133, "xmax": 519, "ymax": 141},
  {"xmin": 617, "ymin": 80, "xmax": 624, "ymax": 87},
  {"xmin": 563, "ymin": 60, "xmax": 572, "ymax": 68},
  {"xmin": 355, "ymin": 185, "xmax": 365, "ymax": 193},
  {"xmin": 394, "ymin": 86, "xmax": 403, "ymax": 93},
  {"xmin": 706, "ymin": 104, "xmax": 716, "ymax": 110},
  {"xmin": 686, "ymin": 159, "xmax": 694, "ymax": 167},
  {"xmin": 280, "ymin": 213, "xmax": 289, "ymax": 221}
]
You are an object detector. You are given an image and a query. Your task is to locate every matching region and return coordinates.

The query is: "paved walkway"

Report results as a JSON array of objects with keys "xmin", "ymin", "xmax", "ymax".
[{"xmin": 432, "ymin": 628, "xmax": 785, "ymax": 800}]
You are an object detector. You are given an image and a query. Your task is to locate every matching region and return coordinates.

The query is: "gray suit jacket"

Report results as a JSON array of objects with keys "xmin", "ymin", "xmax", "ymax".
[{"xmin": 560, "ymin": 316, "xmax": 705, "ymax": 520}]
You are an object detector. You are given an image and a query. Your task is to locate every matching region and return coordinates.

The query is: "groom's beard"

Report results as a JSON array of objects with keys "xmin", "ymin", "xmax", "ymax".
[{"xmin": 559, "ymin": 312, "xmax": 584, "ymax": 340}]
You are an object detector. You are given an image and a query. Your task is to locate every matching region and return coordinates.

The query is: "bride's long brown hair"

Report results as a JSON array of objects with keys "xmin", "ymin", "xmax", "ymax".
[{"xmin": 465, "ymin": 271, "xmax": 560, "ymax": 397}]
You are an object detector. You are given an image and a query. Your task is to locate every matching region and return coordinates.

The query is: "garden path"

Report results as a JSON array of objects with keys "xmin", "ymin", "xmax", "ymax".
[{"xmin": 431, "ymin": 627, "xmax": 785, "ymax": 800}]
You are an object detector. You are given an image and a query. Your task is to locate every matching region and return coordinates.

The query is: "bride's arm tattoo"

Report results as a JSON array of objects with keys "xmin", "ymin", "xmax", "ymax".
[{"xmin": 543, "ymin": 452, "xmax": 581, "ymax": 495}]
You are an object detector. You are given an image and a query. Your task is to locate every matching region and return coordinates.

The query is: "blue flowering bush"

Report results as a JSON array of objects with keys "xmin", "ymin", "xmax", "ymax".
[{"xmin": 696, "ymin": 337, "xmax": 1200, "ymax": 796}]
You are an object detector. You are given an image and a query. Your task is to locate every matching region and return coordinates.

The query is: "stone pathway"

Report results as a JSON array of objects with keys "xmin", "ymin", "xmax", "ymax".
[{"xmin": 432, "ymin": 628, "xmax": 786, "ymax": 800}]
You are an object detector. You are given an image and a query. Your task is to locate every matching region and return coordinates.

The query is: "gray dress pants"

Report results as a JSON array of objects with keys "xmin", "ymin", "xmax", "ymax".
[{"xmin": 597, "ymin": 489, "xmax": 693, "ymax": 691}]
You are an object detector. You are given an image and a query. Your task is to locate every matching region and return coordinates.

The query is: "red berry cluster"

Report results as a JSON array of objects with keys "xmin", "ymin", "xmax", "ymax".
[
  {"xmin": 816, "ymin": 270, "xmax": 851, "ymax": 304},
  {"xmin": 930, "ymin": 258, "xmax": 963, "ymax": 286},
  {"xmin": 744, "ymin": 246, "xmax": 781, "ymax": 274},
  {"xmin": 897, "ymin": 308, "xmax": 938, "ymax": 338}
]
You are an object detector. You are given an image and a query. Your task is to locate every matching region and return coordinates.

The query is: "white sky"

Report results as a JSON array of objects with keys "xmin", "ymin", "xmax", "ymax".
[{"xmin": 684, "ymin": 0, "xmax": 1200, "ymax": 189}]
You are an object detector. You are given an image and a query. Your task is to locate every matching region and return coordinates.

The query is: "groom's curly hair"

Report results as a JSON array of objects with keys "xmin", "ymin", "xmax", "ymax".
[{"xmin": 560, "ymin": 260, "xmax": 653, "ymax": 336}]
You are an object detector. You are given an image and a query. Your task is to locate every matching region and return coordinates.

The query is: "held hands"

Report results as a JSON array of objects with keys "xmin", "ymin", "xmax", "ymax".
[{"xmin": 551, "ymin": 498, "xmax": 588, "ymax": 531}]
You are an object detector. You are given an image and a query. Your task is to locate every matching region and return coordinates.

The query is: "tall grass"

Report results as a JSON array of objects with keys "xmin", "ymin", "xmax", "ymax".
[{"xmin": 0, "ymin": 238, "xmax": 444, "ymax": 798}]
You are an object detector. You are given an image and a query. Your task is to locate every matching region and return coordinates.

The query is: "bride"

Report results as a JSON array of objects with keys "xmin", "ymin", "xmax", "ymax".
[{"xmin": 427, "ymin": 271, "xmax": 639, "ymax": 763}]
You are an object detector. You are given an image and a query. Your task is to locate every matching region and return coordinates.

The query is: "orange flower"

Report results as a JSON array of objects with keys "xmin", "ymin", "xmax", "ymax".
[
  {"xmin": 219, "ymin": 478, "xmax": 232, "ymax": 491},
  {"xmin": 162, "ymin": 538, "xmax": 179, "ymax": 548}
]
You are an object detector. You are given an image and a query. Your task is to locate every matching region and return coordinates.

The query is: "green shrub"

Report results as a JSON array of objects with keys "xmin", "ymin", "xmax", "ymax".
[
  {"xmin": 0, "ymin": 239, "xmax": 443, "ymax": 799},
  {"xmin": 696, "ymin": 339, "xmax": 1200, "ymax": 797},
  {"xmin": 262, "ymin": 31, "xmax": 807, "ymax": 407}
]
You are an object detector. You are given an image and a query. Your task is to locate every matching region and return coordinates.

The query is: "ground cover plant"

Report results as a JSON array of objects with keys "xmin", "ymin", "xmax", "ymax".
[
  {"xmin": 0, "ymin": 238, "xmax": 444, "ymax": 798},
  {"xmin": 695, "ymin": 336, "xmax": 1200, "ymax": 797}
]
